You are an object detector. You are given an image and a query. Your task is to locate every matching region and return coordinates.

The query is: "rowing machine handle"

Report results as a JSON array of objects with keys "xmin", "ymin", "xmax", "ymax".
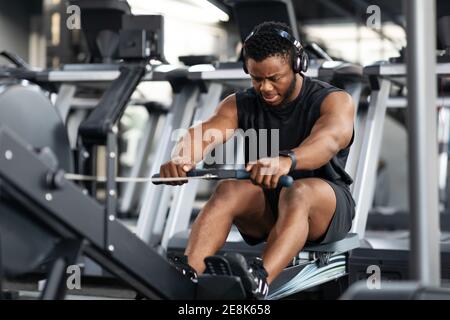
[
  {"xmin": 152, "ymin": 169, "xmax": 293, "ymax": 187},
  {"xmin": 234, "ymin": 169, "xmax": 294, "ymax": 188}
]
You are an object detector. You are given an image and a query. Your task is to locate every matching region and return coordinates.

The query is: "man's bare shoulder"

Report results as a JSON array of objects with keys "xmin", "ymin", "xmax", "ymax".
[
  {"xmin": 202, "ymin": 93, "xmax": 238, "ymax": 131},
  {"xmin": 320, "ymin": 90, "xmax": 355, "ymax": 118},
  {"xmin": 215, "ymin": 93, "xmax": 238, "ymax": 119}
]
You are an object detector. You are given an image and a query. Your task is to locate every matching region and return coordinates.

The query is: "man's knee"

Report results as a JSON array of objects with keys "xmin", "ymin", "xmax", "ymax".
[
  {"xmin": 208, "ymin": 180, "xmax": 260, "ymax": 216},
  {"xmin": 213, "ymin": 180, "xmax": 247, "ymax": 201},
  {"xmin": 279, "ymin": 180, "xmax": 312, "ymax": 211}
]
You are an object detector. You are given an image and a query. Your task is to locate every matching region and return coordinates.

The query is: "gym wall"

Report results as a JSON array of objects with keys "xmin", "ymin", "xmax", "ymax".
[{"xmin": 0, "ymin": 1, "xmax": 35, "ymax": 64}]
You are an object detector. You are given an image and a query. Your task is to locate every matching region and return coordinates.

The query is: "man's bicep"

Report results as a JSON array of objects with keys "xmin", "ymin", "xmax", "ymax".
[
  {"xmin": 311, "ymin": 91, "xmax": 355, "ymax": 149},
  {"xmin": 202, "ymin": 94, "xmax": 238, "ymax": 142}
]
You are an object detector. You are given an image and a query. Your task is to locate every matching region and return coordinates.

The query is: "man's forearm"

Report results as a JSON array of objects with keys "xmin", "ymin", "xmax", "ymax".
[
  {"xmin": 172, "ymin": 125, "xmax": 205, "ymax": 164},
  {"xmin": 172, "ymin": 124, "xmax": 223, "ymax": 164},
  {"xmin": 291, "ymin": 134, "xmax": 340, "ymax": 170}
]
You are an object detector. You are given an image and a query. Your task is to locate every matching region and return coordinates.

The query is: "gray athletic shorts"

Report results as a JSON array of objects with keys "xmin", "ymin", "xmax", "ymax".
[{"xmin": 239, "ymin": 179, "xmax": 356, "ymax": 246}]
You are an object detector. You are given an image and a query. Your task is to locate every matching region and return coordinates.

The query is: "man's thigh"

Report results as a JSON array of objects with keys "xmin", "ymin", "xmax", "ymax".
[
  {"xmin": 213, "ymin": 180, "xmax": 276, "ymax": 242},
  {"xmin": 278, "ymin": 178, "xmax": 337, "ymax": 242}
]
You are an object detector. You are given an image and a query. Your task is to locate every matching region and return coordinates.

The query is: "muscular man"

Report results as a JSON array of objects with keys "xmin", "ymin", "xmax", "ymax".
[{"xmin": 160, "ymin": 21, "xmax": 355, "ymax": 299}]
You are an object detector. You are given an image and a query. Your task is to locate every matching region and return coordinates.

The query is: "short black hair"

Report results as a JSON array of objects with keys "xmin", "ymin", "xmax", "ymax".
[{"xmin": 243, "ymin": 21, "xmax": 295, "ymax": 64}]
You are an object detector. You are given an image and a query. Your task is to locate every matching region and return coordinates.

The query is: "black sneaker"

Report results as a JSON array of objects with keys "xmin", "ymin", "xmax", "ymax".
[
  {"xmin": 167, "ymin": 253, "xmax": 198, "ymax": 282},
  {"xmin": 224, "ymin": 253, "xmax": 269, "ymax": 300}
]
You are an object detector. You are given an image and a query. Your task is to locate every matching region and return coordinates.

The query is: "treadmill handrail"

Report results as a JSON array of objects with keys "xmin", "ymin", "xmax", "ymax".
[{"xmin": 78, "ymin": 61, "xmax": 147, "ymax": 145}]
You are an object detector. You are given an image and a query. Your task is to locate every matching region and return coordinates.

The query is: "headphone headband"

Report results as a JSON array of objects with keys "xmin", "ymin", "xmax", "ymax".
[{"xmin": 242, "ymin": 27, "xmax": 308, "ymax": 74}]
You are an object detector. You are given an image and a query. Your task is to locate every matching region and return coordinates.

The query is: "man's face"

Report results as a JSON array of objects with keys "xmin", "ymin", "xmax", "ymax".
[{"xmin": 246, "ymin": 55, "xmax": 296, "ymax": 107}]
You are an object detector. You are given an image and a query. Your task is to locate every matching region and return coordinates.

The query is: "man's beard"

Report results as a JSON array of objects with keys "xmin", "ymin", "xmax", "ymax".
[{"xmin": 258, "ymin": 73, "xmax": 297, "ymax": 108}]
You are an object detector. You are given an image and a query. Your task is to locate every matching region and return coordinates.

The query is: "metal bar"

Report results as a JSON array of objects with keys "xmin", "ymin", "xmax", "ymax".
[
  {"xmin": 386, "ymin": 96, "xmax": 450, "ymax": 108},
  {"xmin": 105, "ymin": 131, "xmax": 118, "ymax": 250},
  {"xmin": 53, "ymin": 84, "xmax": 76, "ymax": 124},
  {"xmin": 64, "ymin": 172, "xmax": 218, "ymax": 183},
  {"xmin": 150, "ymin": 186, "xmax": 176, "ymax": 245},
  {"xmin": 405, "ymin": 0, "xmax": 440, "ymax": 286},
  {"xmin": 364, "ymin": 62, "xmax": 450, "ymax": 76},
  {"xmin": 44, "ymin": 66, "xmax": 321, "ymax": 83},
  {"xmin": 188, "ymin": 66, "xmax": 319, "ymax": 81},
  {"xmin": 78, "ymin": 63, "xmax": 147, "ymax": 144},
  {"xmin": 119, "ymin": 113, "xmax": 160, "ymax": 214},
  {"xmin": 45, "ymin": 70, "xmax": 121, "ymax": 82},
  {"xmin": 351, "ymin": 78, "xmax": 391, "ymax": 237},
  {"xmin": 41, "ymin": 258, "xmax": 67, "ymax": 300},
  {"xmin": 283, "ymin": 0, "xmax": 300, "ymax": 40},
  {"xmin": 438, "ymin": 108, "xmax": 450, "ymax": 194},
  {"xmin": 343, "ymin": 82, "xmax": 363, "ymax": 181},
  {"xmin": 348, "ymin": 100, "xmax": 368, "ymax": 197}
]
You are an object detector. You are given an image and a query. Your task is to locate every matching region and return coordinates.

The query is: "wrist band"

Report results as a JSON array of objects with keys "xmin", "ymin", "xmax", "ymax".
[{"xmin": 279, "ymin": 150, "xmax": 297, "ymax": 173}]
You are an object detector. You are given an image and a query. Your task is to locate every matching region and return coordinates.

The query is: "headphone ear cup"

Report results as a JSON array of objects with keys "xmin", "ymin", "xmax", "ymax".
[
  {"xmin": 301, "ymin": 51, "xmax": 309, "ymax": 73},
  {"xmin": 293, "ymin": 55, "xmax": 301, "ymax": 73}
]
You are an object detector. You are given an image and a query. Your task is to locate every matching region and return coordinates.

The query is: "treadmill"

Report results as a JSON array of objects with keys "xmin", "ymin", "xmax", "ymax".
[{"xmin": 348, "ymin": 14, "xmax": 450, "ymax": 285}]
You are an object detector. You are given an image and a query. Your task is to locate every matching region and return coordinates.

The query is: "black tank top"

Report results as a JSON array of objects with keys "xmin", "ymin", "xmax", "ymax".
[{"xmin": 236, "ymin": 76, "xmax": 354, "ymax": 186}]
